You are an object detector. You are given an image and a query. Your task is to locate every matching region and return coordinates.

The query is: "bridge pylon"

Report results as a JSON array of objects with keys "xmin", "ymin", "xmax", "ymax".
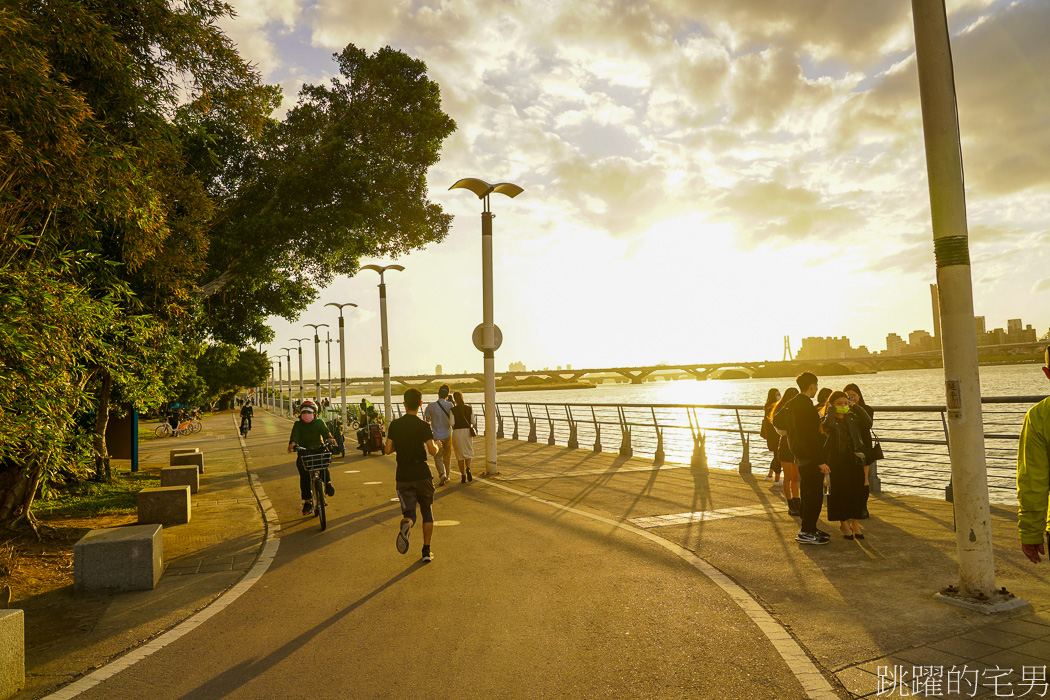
[{"xmin": 782, "ymin": 336, "xmax": 793, "ymax": 362}]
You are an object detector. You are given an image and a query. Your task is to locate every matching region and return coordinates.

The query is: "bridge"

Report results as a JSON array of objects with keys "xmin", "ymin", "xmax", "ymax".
[{"xmin": 318, "ymin": 340, "xmax": 1042, "ymax": 391}]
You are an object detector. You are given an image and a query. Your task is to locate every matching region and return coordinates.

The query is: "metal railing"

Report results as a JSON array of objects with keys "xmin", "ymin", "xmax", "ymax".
[{"xmin": 385, "ymin": 397, "xmax": 1045, "ymax": 505}]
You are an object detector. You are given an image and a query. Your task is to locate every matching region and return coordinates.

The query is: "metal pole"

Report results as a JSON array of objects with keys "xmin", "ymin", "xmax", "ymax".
[
  {"xmin": 277, "ymin": 360, "xmax": 283, "ymax": 416},
  {"xmin": 338, "ymin": 316, "xmax": 347, "ymax": 430},
  {"xmin": 379, "ymin": 281, "xmax": 393, "ymax": 422},
  {"xmin": 326, "ymin": 331, "xmax": 332, "ymax": 402},
  {"xmin": 482, "ymin": 208, "xmax": 497, "ymax": 475},
  {"xmin": 286, "ymin": 351, "xmax": 293, "ymax": 418},
  {"xmin": 912, "ymin": 0, "xmax": 995, "ymax": 600},
  {"xmin": 298, "ymin": 348, "xmax": 304, "ymax": 404},
  {"xmin": 314, "ymin": 333, "xmax": 322, "ymax": 403}
]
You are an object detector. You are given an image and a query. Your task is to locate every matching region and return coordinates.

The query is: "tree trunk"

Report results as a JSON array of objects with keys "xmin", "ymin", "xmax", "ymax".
[
  {"xmin": 93, "ymin": 370, "xmax": 112, "ymax": 482},
  {"xmin": 0, "ymin": 457, "xmax": 43, "ymax": 534}
]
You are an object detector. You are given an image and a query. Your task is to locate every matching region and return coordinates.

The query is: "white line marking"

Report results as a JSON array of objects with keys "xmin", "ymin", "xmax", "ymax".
[
  {"xmin": 363, "ymin": 481, "xmax": 382, "ymax": 485},
  {"xmin": 43, "ymin": 414, "xmax": 283, "ymax": 700},
  {"xmin": 629, "ymin": 505, "xmax": 774, "ymax": 529},
  {"xmin": 479, "ymin": 478, "xmax": 840, "ymax": 700}
]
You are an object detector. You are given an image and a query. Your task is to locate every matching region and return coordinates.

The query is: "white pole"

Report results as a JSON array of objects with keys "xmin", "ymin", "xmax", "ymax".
[
  {"xmin": 277, "ymin": 361, "xmax": 283, "ymax": 416},
  {"xmin": 286, "ymin": 351, "xmax": 293, "ymax": 418},
  {"xmin": 338, "ymin": 316, "xmax": 348, "ymax": 430},
  {"xmin": 482, "ymin": 208, "xmax": 497, "ymax": 476},
  {"xmin": 313, "ymin": 333, "xmax": 322, "ymax": 403},
  {"xmin": 326, "ymin": 331, "xmax": 332, "ymax": 402},
  {"xmin": 912, "ymin": 0, "xmax": 995, "ymax": 599},
  {"xmin": 298, "ymin": 347, "xmax": 304, "ymax": 405},
  {"xmin": 379, "ymin": 281, "xmax": 393, "ymax": 423}
]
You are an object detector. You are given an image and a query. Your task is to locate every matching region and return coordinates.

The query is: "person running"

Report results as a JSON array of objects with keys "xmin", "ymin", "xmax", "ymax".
[
  {"xmin": 423, "ymin": 384, "xmax": 455, "ymax": 486},
  {"xmin": 1017, "ymin": 346, "xmax": 1050, "ymax": 564},
  {"xmin": 386, "ymin": 388, "xmax": 440, "ymax": 563},
  {"xmin": 781, "ymin": 372, "xmax": 831, "ymax": 545},
  {"xmin": 773, "ymin": 387, "xmax": 801, "ymax": 515},
  {"xmin": 239, "ymin": 401, "xmax": 254, "ymax": 436},
  {"xmin": 287, "ymin": 403, "xmax": 337, "ymax": 515},
  {"xmin": 761, "ymin": 388, "xmax": 782, "ymax": 483},
  {"xmin": 822, "ymin": 390, "xmax": 872, "ymax": 539},
  {"xmin": 450, "ymin": 390, "xmax": 475, "ymax": 483}
]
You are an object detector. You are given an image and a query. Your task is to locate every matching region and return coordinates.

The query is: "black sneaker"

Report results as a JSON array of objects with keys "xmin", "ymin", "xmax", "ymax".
[
  {"xmin": 461, "ymin": 475, "xmax": 466, "ymax": 483},
  {"xmin": 302, "ymin": 501, "xmax": 313, "ymax": 515},
  {"xmin": 815, "ymin": 529, "xmax": 830, "ymax": 539},
  {"xmin": 422, "ymin": 547, "xmax": 433, "ymax": 563},
  {"xmin": 396, "ymin": 519, "xmax": 412, "ymax": 554},
  {"xmin": 796, "ymin": 531, "xmax": 829, "ymax": 546},
  {"xmin": 325, "ymin": 482, "xmax": 335, "ymax": 497},
  {"xmin": 466, "ymin": 468, "xmax": 473, "ymax": 482}
]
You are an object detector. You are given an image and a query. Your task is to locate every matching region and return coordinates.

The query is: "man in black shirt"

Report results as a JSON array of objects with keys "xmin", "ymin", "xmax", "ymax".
[
  {"xmin": 785, "ymin": 372, "xmax": 831, "ymax": 545},
  {"xmin": 385, "ymin": 388, "xmax": 439, "ymax": 562}
]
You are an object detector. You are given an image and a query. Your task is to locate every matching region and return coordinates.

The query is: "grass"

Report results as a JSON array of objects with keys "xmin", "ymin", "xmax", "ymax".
[{"xmin": 32, "ymin": 470, "xmax": 161, "ymax": 518}]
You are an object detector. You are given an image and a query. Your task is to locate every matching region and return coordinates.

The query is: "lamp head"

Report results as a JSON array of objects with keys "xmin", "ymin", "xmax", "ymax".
[{"xmin": 450, "ymin": 178, "xmax": 524, "ymax": 200}]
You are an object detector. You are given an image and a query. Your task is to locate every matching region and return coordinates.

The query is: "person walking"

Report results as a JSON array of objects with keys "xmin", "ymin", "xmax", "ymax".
[
  {"xmin": 822, "ymin": 391, "xmax": 872, "ymax": 539},
  {"xmin": 450, "ymin": 391, "xmax": 475, "ymax": 483},
  {"xmin": 773, "ymin": 387, "xmax": 801, "ymax": 515},
  {"xmin": 781, "ymin": 372, "xmax": 830, "ymax": 545},
  {"xmin": 386, "ymin": 388, "xmax": 440, "ymax": 563},
  {"xmin": 1017, "ymin": 346, "xmax": 1050, "ymax": 564},
  {"xmin": 287, "ymin": 403, "xmax": 337, "ymax": 515},
  {"xmin": 423, "ymin": 384, "xmax": 455, "ymax": 486},
  {"xmin": 761, "ymin": 388, "xmax": 782, "ymax": 483}
]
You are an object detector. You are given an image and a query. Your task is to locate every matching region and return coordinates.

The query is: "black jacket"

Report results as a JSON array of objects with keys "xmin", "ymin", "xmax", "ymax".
[{"xmin": 784, "ymin": 393, "xmax": 823, "ymax": 466}]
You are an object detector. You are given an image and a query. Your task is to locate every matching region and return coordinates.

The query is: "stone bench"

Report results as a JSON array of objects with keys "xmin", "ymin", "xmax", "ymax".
[
  {"xmin": 138, "ymin": 486, "xmax": 191, "ymax": 526},
  {"xmin": 0, "ymin": 609, "xmax": 23, "ymax": 700},
  {"xmin": 74, "ymin": 525, "xmax": 163, "ymax": 594},
  {"xmin": 171, "ymin": 451, "xmax": 204, "ymax": 474},
  {"xmin": 161, "ymin": 465, "xmax": 199, "ymax": 494},
  {"xmin": 169, "ymin": 447, "xmax": 199, "ymax": 462}
]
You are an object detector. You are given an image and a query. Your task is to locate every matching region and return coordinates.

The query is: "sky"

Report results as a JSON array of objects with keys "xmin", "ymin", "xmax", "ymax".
[{"xmin": 228, "ymin": 0, "xmax": 1050, "ymax": 379}]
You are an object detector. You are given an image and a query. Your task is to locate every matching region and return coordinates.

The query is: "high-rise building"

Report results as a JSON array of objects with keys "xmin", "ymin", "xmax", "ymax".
[
  {"xmin": 435, "ymin": 364, "xmax": 443, "ymax": 375},
  {"xmin": 974, "ymin": 316, "xmax": 986, "ymax": 335},
  {"xmin": 886, "ymin": 333, "xmax": 907, "ymax": 355},
  {"xmin": 930, "ymin": 284, "xmax": 941, "ymax": 340},
  {"xmin": 797, "ymin": 336, "xmax": 853, "ymax": 360},
  {"xmin": 909, "ymin": 330, "xmax": 936, "ymax": 353},
  {"xmin": 509, "ymin": 361, "xmax": 526, "ymax": 372},
  {"xmin": 1008, "ymin": 319, "xmax": 1023, "ymax": 334}
]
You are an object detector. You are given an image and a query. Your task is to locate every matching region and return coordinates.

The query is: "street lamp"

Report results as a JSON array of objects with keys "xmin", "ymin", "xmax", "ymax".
[
  {"xmin": 449, "ymin": 178, "xmax": 523, "ymax": 476},
  {"xmin": 279, "ymin": 348, "xmax": 295, "ymax": 418},
  {"xmin": 304, "ymin": 323, "xmax": 329, "ymax": 405},
  {"xmin": 269, "ymin": 356, "xmax": 284, "ymax": 415},
  {"xmin": 325, "ymin": 330, "xmax": 333, "ymax": 400},
  {"xmin": 325, "ymin": 302, "xmax": 358, "ymax": 430},
  {"xmin": 290, "ymin": 338, "xmax": 309, "ymax": 406},
  {"xmin": 361, "ymin": 264, "xmax": 405, "ymax": 422}
]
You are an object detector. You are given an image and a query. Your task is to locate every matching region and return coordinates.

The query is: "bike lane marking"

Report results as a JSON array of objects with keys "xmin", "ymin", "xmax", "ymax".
[
  {"xmin": 479, "ymin": 477, "xmax": 841, "ymax": 700},
  {"xmin": 44, "ymin": 416, "xmax": 283, "ymax": 700}
]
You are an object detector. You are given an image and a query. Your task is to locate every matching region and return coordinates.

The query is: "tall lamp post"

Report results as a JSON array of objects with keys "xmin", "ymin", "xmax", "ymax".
[
  {"xmin": 304, "ymin": 323, "xmax": 329, "ymax": 404},
  {"xmin": 279, "ymin": 348, "xmax": 295, "ymax": 418},
  {"xmin": 270, "ymin": 357, "xmax": 284, "ymax": 415},
  {"xmin": 361, "ymin": 264, "xmax": 405, "ymax": 422},
  {"xmin": 325, "ymin": 302, "xmax": 358, "ymax": 430},
  {"xmin": 450, "ymin": 178, "xmax": 524, "ymax": 476},
  {"xmin": 290, "ymin": 338, "xmax": 309, "ymax": 406},
  {"xmin": 325, "ymin": 330, "xmax": 333, "ymax": 402},
  {"xmin": 911, "ymin": 1, "xmax": 1022, "ymax": 612}
]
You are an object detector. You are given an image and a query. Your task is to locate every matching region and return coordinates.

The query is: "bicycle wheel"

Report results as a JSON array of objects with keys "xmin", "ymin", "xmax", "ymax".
[
  {"xmin": 191, "ymin": 420, "xmax": 202, "ymax": 434},
  {"xmin": 155, "ymin": 424, "xmax": 170, "ymax": 437},
  {"xmin": 318, "ymin": 486, "xmax": 327, "ymax": 531},
  {"xmin": 349, "ymin": 420, "xmax": 359, "ymax": 430}
]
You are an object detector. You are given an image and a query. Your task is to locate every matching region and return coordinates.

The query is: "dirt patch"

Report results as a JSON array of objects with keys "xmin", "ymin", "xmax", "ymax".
[{"xmin": 1, "ymin": 513, "xmax": 136, "ymax": 654}]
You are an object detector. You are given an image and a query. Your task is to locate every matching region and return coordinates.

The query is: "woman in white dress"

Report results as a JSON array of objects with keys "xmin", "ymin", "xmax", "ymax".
[{"xmin": 450, "ymin": 391, "xmax": 474, "ymax": 483}]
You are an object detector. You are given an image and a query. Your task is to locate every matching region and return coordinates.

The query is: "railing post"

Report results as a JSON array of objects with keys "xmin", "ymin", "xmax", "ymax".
[
  {"xmin": 735, "ymin": 409, "xmax": 752, "ymax": 476},
  {"xmin": 545, "ymin": 405, "xmax": 556, "ymax": 446},
  {"xmin": 591, "ymin": 406, "xmax": 602, "ymax": 453},
  {"xmin": 652, "ymin": 407, "xmax": 664, "ymax": 466},
  {"xmin": 941, "ymin": 411, "xmax": 953, "ymax": 502},
  {"xmin": 689, "ymin": 408, "xmax": 707, "ymax": 467},
  {"xmin": 567, "ymin": 405, "xmax": 579, "ymax": 449},
  {"xmin": 510, "ymin": 405, "xmax": 519, "ymax": 440},
  {"xmin": 526, "ymin": 404, "xmax": 537, "ymax": 443},
  {"xmin": 618, "ymin": 406, "xmax": 633, "ymax": 457},
  {"xmin": 496, "ymin": 404, "xmax": 505, "ymax": 439}
]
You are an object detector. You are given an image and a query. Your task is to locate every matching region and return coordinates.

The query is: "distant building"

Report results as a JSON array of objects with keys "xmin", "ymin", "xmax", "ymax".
[
  {"xmin": 509, "ymin": 361, "xmax": 526, "ymax": 372},
  {"xmin": 974, "ymin": 316, "xmax": 986, "ymax": 335},
  {"xmin": 1008, "ymin": 319, "xmax": 1023, "ymax": 335},
  {"xmin": 886, "ymin": 333, "xmax": 907, "ymax": 355},
  {"xmin": 908, "ymin": 330, "xmax": 936, "ymax": 353},
  {"xmin": 797, "ymin": 336, "xmax": 853, "ymax": 360},
  {"xmin": 435, "ymin": 364, "xmax": 443, "ymax": 375}
]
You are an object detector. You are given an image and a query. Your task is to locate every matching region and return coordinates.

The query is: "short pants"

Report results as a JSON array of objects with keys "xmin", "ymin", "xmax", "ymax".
[{"xmin": 396, "ymin": 478, "xmax": 435, "ymax": 523}]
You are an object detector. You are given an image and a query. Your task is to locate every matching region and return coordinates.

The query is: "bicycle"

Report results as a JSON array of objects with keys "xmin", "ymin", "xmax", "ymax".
[
  {"xmin": 296, "ymin": 446, "xmax": 333, "ymax": 531},
  {"xmin": 155, "ymin": 421, "xmax": 192, "ymax": 437},
  {"xmin": 239, "ymin": 415, "xmax": 251, "ymax": 438}
]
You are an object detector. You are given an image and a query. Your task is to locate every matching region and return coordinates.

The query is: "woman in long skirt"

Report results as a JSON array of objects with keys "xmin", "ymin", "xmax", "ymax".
[
  {"xmin": 450, "ymin": 391, "xmax": 475, "ymax": 483},
  {"xmin": 821, "ymin": 391, "xmax": 873, "ymax": 539}
]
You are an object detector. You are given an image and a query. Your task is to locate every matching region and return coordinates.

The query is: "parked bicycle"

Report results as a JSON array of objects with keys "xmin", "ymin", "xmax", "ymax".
[
  {"xmin": 155, "ymin": 421, "xmax": 192, "ymax": 438},
  {"xmin": 296, "ymin": 445, "xmax": 333, "ymax": 531}
]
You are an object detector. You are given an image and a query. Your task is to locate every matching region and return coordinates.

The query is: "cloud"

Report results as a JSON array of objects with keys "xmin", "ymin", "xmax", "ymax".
[{"xmin": 1033, "ymin": 278, "xmax": 1050, "ymax": 293}]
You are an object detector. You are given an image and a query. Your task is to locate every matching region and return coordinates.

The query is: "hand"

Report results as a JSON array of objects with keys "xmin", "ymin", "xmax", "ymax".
[
  {"xmin": 819, "ymin": 463, "xmax": 831, "ymax": 475},
  {"xmin": 1022, "ymin": 542, "xmax": 1045, "ymax": 564},
  {"xmin": 287, "ymin": 443, "xmax": 295, "ymax": 453}
]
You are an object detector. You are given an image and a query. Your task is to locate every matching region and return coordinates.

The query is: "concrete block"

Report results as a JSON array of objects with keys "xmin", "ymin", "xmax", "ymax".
[
  {"xmin": 171, "ymin": 451, "xmax": 204, "ymax": 474},
  {"xmin": 0, "ymin": 609, "xmax": 23, "ymax": 700},
  {"xmin": 137, "ymin": 486, "xmax": 191, "ymax": 526},
  {"xmin": 169, "ymin": 447, "xmax": 199, "ymax": 463},
  {"xmin": 161, "ymin": 465, "xmax": 199, "ymax": 494},
  {"xmin": 74, "ymin": 525, "xmax": 163, "ymax": 594}
]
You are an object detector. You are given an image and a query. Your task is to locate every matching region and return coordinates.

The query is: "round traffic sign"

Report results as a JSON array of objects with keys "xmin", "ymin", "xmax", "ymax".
[{"xmin": 472, "ymin": 324, "xmax": 503, "ymax": 352}]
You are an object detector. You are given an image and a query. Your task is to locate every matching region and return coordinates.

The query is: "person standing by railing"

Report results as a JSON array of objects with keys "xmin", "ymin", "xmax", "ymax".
[
  {"xmin": 844, "ymin": 383, "xmax": 876, "ymax": 517},
  {"xmin": 822, "ymin": 391, "xmax": 872, "ymax": 539},
  {"xmin": 450, "ymin": 391, "xmax": 475, "ymax": 483},
  {"xmin": 779, "ymin": 372, "xmax": 831, "ymax": 545},
  {"xmin": 761, "ymin": 388, "xmax": 782, "ymax": 484},
  {"xmin": 773, "ymin": 387, "xmax": 801, "ymax": 516},
  {"xmin": 1017, "ymin": 346, "xmax": 1050, "ymax": 564}
]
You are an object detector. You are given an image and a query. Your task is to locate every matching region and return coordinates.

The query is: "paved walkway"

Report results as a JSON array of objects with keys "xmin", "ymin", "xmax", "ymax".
[{"xmin": 19, "ymin": 409, "xmax": 1050, "ymax": 699}]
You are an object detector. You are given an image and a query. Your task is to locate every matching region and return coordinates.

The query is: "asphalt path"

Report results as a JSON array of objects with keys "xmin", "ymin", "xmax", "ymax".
[{"xmin": 69, "ymin": 410, "xmax": 812, "ymax": 699}]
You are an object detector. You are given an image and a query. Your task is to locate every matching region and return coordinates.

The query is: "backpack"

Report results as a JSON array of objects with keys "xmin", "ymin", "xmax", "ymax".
[{"xmin": 772, "ymin": 404, "xmax": 791, "ymax": 436}]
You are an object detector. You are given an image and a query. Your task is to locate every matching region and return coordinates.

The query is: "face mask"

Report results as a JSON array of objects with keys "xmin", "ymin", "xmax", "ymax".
[
  {"xmin": 835, "ymin": 405, "xmax": 850, "ymax": 415},
  {"xmin": 302, "ymin": 413, "xmax": 314, "ymax": 423}
]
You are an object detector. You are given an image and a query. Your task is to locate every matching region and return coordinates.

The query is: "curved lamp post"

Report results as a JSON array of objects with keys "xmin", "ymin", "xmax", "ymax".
[
  {"xmin": 361, "ymin": 264, "xmax": 405, "ymax": 422},
  {"xmin": 449, "ymin": 178, "xmax": 524, "ymax": 476},
  {"xmin": 304, "ymin": 323, "xmax": 329, "ymax": 404},
  {"xmin": 279, "ymin": 347, "xmax": 295, "ymax": 418},
  {"xmin": 325, "ymin": 302, "xmax": 358, "ymax": 430},
  {"xmin": 269, "ymin": 356, "xmax": 284, "ymax": 414},
  {"xmin": 289, "ymin": 338, "xmax": 309, "ymax": 406}
]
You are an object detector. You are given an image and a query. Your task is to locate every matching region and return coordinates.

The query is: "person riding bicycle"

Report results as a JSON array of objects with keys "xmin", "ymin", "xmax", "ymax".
[
  {"xmin": 287, "ymin": 403, "xmax": 338, "ymax": 515},
  {"xmin": 239, "ymin": 401, "xmax": 253, "ymax": 434}
]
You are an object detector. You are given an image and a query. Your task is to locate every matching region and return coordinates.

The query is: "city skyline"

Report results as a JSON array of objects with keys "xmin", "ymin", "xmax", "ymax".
[{"xmin": 247, "ymin": 0, "xmax": 1050, "ymax": 377}]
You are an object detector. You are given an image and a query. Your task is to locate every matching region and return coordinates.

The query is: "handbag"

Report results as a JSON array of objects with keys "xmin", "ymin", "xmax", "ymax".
[
  {"xmin": 469, "ymin": 425, "xmax": 477, "ymax": 438},
  {"xmin": 868, "ymin": 431, "xmax": 885, "ymax": 462}
]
